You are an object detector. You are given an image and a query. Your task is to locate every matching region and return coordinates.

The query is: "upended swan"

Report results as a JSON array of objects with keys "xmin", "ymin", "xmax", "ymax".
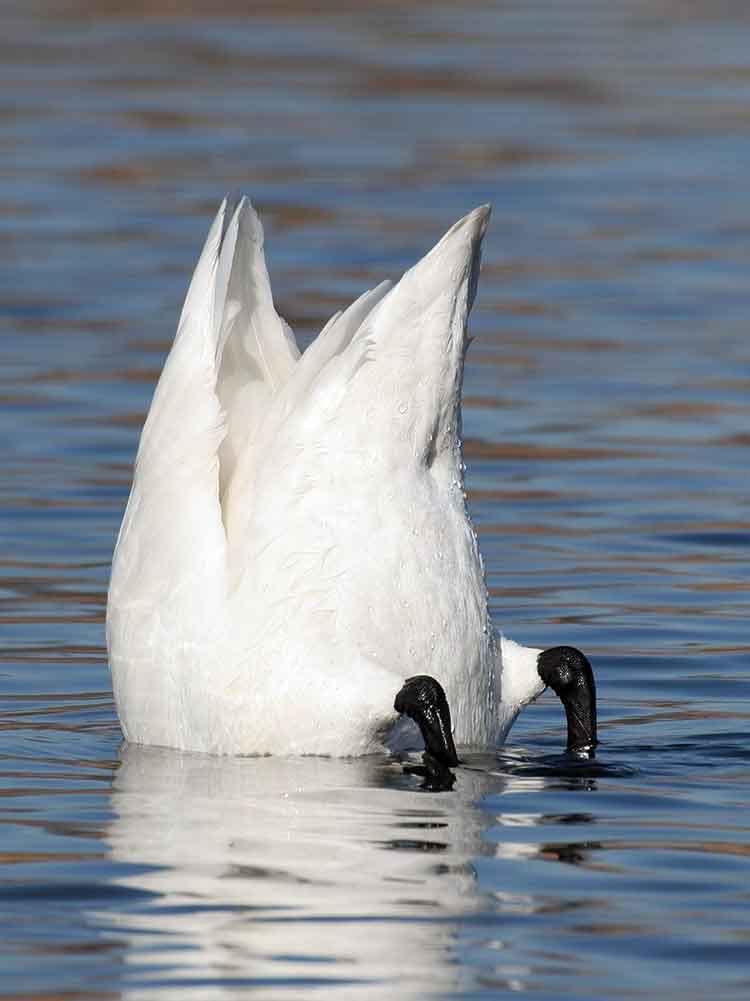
[{"xmin": 107, "ymin": 197, "xmax": 596, "ymax": 767}]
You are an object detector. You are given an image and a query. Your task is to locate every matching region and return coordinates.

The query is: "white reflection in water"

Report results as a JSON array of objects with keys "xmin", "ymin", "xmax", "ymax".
[{"xmin": 105, "ymin": 747, "xmax": 519, "ymax": 999}]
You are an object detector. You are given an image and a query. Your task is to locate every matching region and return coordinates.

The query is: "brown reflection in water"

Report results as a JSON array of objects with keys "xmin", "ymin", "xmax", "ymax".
[
  {"xmin": 56, "ymin": 0, "xmax": 476, "ymax": 15},
  {"xmin": 478, "ymin": 521, "xmax": 590, "ymax": 538},
  {"xmin": 0, "ymin": 644, "xmax": 106, "ymax": 664},
  {"xmin": 625, "ymin": 401, "xmax": 750, "ymax": 419},
  {"xmin": 0, "ymin": 690, "xmax": 110, "ymax": 709},
  {"xmin": 717, "ymin": 432, "xmax": 750, "ymax": 447},
  {"xmin": 471, "ymin": 488, "xmax": 564, "ymax": 504},
  {"xmin": 608, "ymin": 708, "xmax": 750, "ymax": 727},
  {"xmin": 481, "ymin": 333, "xmax": 621, "ymax": 353},
  {"xmin": 0, "ymin": 850, "xmax": 103, "ymax": 864},
  {"xmin": 12, "ymin": 366, "xmax": 160, "ymax": 385},
  {"xmin": 539, "ymin": 841, "xmax": 603, "ymax": 866},
  {"xmin": 351, "ymin": 67, "xmax": 610, "ymax": 105},
  {"xmin": 581, "ymin": 839, "xmax": 750, "ymax": 860},
  {"xmin": 81, "ymin": 158, "xmax": 210, "ymax": 189},
  {"xmin": 434, "ymin": 141, "xmax": 573, "ymax": 170},
  {"xmin": 464, "ymin": 437, "xmax": 653, "ymax": 462},
  {"xmin": 462, "ymin": 396, "xmax": 521, "ymax": 411},
  {"xmin": 572, "ymin": 921, "xmax": 658, "ymax": 937}
]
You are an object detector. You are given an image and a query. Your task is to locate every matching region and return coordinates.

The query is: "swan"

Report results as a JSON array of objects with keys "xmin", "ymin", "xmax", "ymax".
[{"xmin": 106, "ymin": 196, "xmax": 596, "ymax": 764}]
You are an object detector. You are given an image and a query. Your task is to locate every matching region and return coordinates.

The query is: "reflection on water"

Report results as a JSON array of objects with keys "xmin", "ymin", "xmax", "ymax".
[
  {"xmin": 105, "ymin": 749, "xmax": 496, "ymax": 1000},
  {"xmin": 1, "ymin": 0, "xmax": 750, "ymax": 998}
]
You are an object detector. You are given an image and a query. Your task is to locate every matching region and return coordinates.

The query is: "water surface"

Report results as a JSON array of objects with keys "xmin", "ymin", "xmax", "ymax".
[{"xmin": 1, "ymin": 2, "xmax": 749, "ymax": 998}]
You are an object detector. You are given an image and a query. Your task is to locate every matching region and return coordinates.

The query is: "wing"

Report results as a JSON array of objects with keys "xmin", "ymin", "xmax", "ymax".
[
  {"xmin": 255, "ymin": 203, "xmax": 490, "ymax": 493},
  {"xmin": 347, "ymin": 203, "xmax": 490, "ymax": 477},
  {"xmin": 216, "ymin": 198, "xmax": 300, "ymax": 498},
  {"xmin": 221, "ymin": 278, "xmax": 392, "ymax": 561},
  {"xmin": 108, "ymin": 197, "xmax": 300, "ymax": 650},
  {"xmin": 231, "ymin": 206, "xmax": 491, "ymax": 647}
]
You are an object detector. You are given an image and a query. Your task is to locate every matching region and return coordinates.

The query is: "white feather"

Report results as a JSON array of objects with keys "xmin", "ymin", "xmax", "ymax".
[{"xmin": 107, "ymin": 199, "xmax": 546, "ymax": 755}]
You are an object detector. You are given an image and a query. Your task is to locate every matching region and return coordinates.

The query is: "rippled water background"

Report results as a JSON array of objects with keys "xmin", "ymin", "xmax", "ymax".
[{"xmin": 1, "ymin": 1, "xmax": 749, "ymax": 998}]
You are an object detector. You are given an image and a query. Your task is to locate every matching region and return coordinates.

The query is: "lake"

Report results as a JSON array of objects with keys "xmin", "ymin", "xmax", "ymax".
[{"xmin": 1, "ymin": 1, "xmax": 748, "ymax": 998}]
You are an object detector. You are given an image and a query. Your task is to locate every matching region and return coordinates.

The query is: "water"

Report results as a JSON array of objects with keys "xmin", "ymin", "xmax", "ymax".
[{"xmin": 1, "ymin": 1, "xmax": 749, "ymax": 997}]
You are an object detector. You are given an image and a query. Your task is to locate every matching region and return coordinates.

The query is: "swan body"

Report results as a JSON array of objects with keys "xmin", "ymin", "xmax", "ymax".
[{"xmin": 107, "ymin": 198, "xmax": 561, "ymax": 757}]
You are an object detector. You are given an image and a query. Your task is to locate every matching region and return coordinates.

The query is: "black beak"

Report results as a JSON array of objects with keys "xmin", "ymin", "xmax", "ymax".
[{"xmin": 537, "ymin": 646, "xmax": 597, "ymax": 754}]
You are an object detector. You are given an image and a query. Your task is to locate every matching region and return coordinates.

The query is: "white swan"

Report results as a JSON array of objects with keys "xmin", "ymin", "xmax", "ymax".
[{"xmin": 107, "ymin": 197, "xmax": 596, "ymax": 760}]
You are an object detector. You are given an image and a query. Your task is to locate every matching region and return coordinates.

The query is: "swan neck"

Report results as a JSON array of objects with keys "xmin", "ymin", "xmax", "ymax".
[
  {"xmin": 496, "ymin": 697, "xmax": 525, "ymax": 745},
  {"xmin": 495, "ymin": 635, "xmax": 546, "ymax": 744}
]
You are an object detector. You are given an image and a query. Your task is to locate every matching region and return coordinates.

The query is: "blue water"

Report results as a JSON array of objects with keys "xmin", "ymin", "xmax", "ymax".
[{"xmin": 1, "ymin": 2, "xmax": 749, "ymax": 998}]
